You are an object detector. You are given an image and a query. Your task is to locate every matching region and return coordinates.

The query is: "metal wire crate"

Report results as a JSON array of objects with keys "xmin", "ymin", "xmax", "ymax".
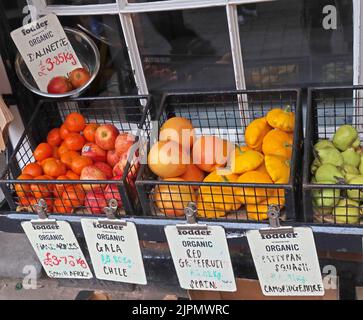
[
  {"xmin": 136, "ymin": 89, "xmax": 303, "ymax": 222},
  {"xmin": 0, "ymin": 96, "xmax": 152, "ymax": 216},
  {"xmin": 303, "ymin": 86, "xmax": 363, "ymax": 225}
]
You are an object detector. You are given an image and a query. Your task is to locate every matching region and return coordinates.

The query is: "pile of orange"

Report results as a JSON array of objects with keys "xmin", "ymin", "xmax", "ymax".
[{"xmin": 15, "ymin": 112, "xmax": 100, "ymax": 214}]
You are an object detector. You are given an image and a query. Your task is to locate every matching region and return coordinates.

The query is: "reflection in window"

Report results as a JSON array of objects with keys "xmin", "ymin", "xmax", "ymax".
[
  {"xmin": 58, "ymin": 15, "xmax": 136, "ymax": 96},
  {"xmin": 238, "ymin": 0, "xmax": 353, "ymax": 89},
  {"xmin": 132, "ymin": 7, "xmax": 235, "ymax": 93}
]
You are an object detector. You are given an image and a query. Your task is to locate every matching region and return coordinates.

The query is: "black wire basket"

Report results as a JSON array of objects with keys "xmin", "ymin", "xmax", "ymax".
[
  {"xmin": 303, "ymin": 86, "xmax": 363, "ymax": 225},
  {"xmin": 136, "ymin": 89, "xmax": 303, "ymax": 222},
  {"xmin": 0, "ymin": 96, "xmax": 152, "ymax": 216}
]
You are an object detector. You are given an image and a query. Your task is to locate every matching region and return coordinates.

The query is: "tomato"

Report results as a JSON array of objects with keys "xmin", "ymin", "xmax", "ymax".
[
  {"xmin": 58, "ymin": 142, "xmax": 70, "ymax": 157},
  {"xmin": 47, "ymin": 76, "xmax": 73, "ymax": 94},
  {"xmin": 47, "ymin": 128, "xmax": 62, "ymax": 147},
  {"xmin": 64, "ymin": 133, "xmax": 85, "ymax": 151},
  {"xmin": 52, "ymin": 146, "xmax": 60, "ymax": 159},
  {"xmin": 54, "ymin": 198, "xmax": 72, "ymax": 214},
  {"xmin": 42, "ymin": 159, "xmax": 67, "ymax": 178},
  {"xmin": 70, "ymin": 156, "xmax": 93, "ymax": 175},
  {"xmin": 60, "ymin": 124, "xmax": 71, "ymax": 140},
  {"xmin": 34, "ymin": 143, "xmax": 53, "ymax": 162},
  {"xmin": 62, "ymin": 185, "xmax": 85, "ymax": 207},
  {"xmin": 64, "ymin": 112, "xmax": 86, "ymax": 132},
  {"xmin": 22, "ymin": 163, "xmax": 43, "ymax": 177},
  {"xmin": 60, "ymin": 150, "xmax": 80, "ymax": 168},
  {"xmin": 68, "ymin": 68, "xmax": 91, "ymax": 88},
  {"xmin": 30, "ymin": 175, "xmax": 54, "ymax": 198},
  {"xmin": 83, "ymin": 123, "xmax": 99, "ymax": 143}
]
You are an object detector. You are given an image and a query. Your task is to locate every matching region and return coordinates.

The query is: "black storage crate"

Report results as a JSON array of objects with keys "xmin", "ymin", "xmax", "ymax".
[
  {"xmin": 0, "ymin": 96, "xmax": 152, "ymax": 216},
  {"xmin": 303, "ymin": 86, "xmax": 363, "ymax": 225},
  {"xmin": 136, "ymin": 89, "xmax": 303, "ymax": 222}
]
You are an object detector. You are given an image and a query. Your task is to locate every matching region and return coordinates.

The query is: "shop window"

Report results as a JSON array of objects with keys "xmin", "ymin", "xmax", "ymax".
[
  {"xmin": 132, "ymin": 7, "xmax": 236, "ymax": 93},
  {"xmin": 238, "ymin": 0, "xmax": 353, "ymax": 89},
  {"xmin": 58, "ymin": 15, "xmax": 137, "ymax": 96},
  {"xmin": 46, "ymin": 0, "xmax": 115, "ymax": 4}
]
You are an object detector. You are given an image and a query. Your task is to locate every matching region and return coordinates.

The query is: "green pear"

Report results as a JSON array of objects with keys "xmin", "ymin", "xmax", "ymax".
[
  {"xmin": 312, "ymin": 181, "xmax": 340, "ymax": 209},
  {"xmin": 314, "ymin": 140, "xmax": 335, "ymax": 151},
  {"xmin": 347, "ymin": 175, "xmax": 363, "ymax": 200},
  {"xmin": 333, "ymin": 125, "xmax": 358, "ymax": 151},
  {"xmin": 311, "ymin": 158, "xmax": 322, "ymax": 175},
  {"xmin": 341, "ymin": 148, "xmax": 361, "ymax": 167},
  {"xmin": 315, "ymin": 164, "xmax": 345, "ymax": 183},
  {"xmin": 316, "ymin": 147, "xmax": 343, "ymax": 167},
  {"xmin": 332, "ymin": 198, "xmax": 360, "ymax": 224}
]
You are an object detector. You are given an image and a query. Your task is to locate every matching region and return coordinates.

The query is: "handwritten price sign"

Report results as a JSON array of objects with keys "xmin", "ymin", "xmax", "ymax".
[
  {"xmin": 11, "ymin": 14, "xmax": 82, "ymax": 91},
  {"xmin": 22, "ymin": 220, "xmax": 92, "ymax": 279},
  {"xmin": 81, "ymin": 219, "xmax": 147, "ymax": 284}
]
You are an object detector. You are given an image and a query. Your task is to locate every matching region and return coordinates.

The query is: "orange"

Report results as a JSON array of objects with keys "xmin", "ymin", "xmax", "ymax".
[
  {"xmin": 71, "ymin": 156, "xmax": 93, "ymax": 175},
  {"xmin": 22, "ymin": 163, "xmax": 43, "ymax": 177},
  {"xmin": 66, "ymin": 170, "xmax": 80, "ymax": 180},
  {"xmin": 83, "ymin": 123, "xmax": 99, "ymax": 142},
  {"xmin": 42, "ymin": 159, "xmax": 67, "ymax": 178},
  {"xmin": 54, "ymin": 198, "xmax": 72, "ymax": 214},
  {"xmin": 19, "ymin": 197, "xmax": 36, "ymax": 207},
  {"xmin": 62, "ymin": 185, "xmax": 85, "ymax": 207},
  {"xmin": 60, "ymin": 124, "xmax": 71, "ymax": 140},
  {"xmin": 30, "ymin": 175, "xmax": 54, "ymax": 199},
  {"xmin": 58, "ymin": 142, "xmax": 69, "ymax": 157},
  {"xmin": 33, "ymin": 143, "xmax": 53, "ymax": 162},
  {"xmin": 60, "ymin": 150, "xmax": 80, "ymax": 168},
  {"xmin": 47, "ymin": 128, "xmax": 62, "ymax": 147},
  {"xmin": 179, "ymin": 164, "xmax": 206, "ymax": 189},
  {"xmin": 54, "ymin": 175, "xmax": 70, "ymax": 198},
  {"xmin": 64, "ymin": 112, "xmax": 86, "ymax": 132},
  {"xmin": 15, "ymin": 174, "xmax": 33, "ymax": 198},
  {"xmin": 52, "ymin": 146, "xmax": 59, "ymax": 159},
  {"xmin": 64, "ymin": 133, "xmax": 85, "ymax": 151}
]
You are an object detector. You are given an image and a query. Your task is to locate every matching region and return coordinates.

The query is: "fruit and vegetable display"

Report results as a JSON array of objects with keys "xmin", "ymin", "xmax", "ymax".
[
  {"xmin": 14, "ymin": 112, "xmax": 138, "ymax": 214},
  {"xmin": 47, "ymin": 67, "xmax": 91, "ymax": 94},
  {"xmin": 310, "ymin": 124, "xmax": 363, "ymax": 224},
  {"xmin": 146, "ymin": 107, "xmax": 295, "ymax": 220}
]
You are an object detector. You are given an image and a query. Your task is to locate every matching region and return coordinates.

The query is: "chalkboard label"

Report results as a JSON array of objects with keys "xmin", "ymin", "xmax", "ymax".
[
  {"xmin": 247, "ymin": 227, "xmax": 324, "ymax": 296},
  {"xmin": 22, "ymin": 220, "xmax": 92, "ymax": 279},
  {"xmin": 165, "ymin": 225, "xmax": 236, "ymax": 292},
  {"xmin": 11, "ymin": 14, "xmax": 83, "ymax": 91},
  {"xmin": 81, "ymin": 219, "xmax": 147, "ymax": 284}
]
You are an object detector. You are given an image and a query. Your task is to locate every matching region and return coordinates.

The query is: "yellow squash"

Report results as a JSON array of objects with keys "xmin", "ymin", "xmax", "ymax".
[
  {"xmin": 228, "ymin": 146, "xmax": 264, "ymax": 174},
  {"xmin": 262, "ymin": 129, "xmax": 293, "ymax": 159},
  {"xmin": 266, "ymin": 107, "xmax": 295, "ymax": 132},
  {"xmin": 199, "ymin": 170, "xmax": 240, "ymax": 211},
  {"xmin": 245, "ymin": 117, "xmax": 272, "ymax": 152},
  {"xmin": 235, "ymin": 171, "xmax": 274, "ymax": 204},
  {"xmin": 265, "ymin": 155, "xmax": 291, "ymax": 184}
]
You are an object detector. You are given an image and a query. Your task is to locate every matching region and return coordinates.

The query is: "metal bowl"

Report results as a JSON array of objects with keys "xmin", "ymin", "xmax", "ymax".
[{"xmin": 15, "ymin": 27, "xmax": 100, "ymax": 98}]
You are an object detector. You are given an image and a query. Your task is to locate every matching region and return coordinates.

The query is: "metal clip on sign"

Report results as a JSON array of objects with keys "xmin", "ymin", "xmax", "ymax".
[
  {"xmin": 99, "ymin": 199, "xmax": 127, "ymax": 226},
  {"xmin": 259, "ymin": 204, "xmax": 294, "ymax": 235},
  {"xmin": 31, "ymin": 198, "xmax": 57, "ymax": 225},
  {"xmin": 176, "ymin": 202, "xmax": 208, "ymax": 231}
]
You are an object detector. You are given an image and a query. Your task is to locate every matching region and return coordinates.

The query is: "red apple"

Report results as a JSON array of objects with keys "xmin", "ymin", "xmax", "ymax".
[
  {"xmin": 107, "ymin": 149, "xmax": 120, "ymax": 168},
  {"xmin": 113, "ymin": 153, "xmax": 139, "ymax": 183},
  {"xmin": 115, "ymin": 133, "xmax": 136, "ymax": 157},
  {"xmin": 105, "ymin": 176, "xmax": 123, "ymax": 208},
  {"xmin": 94, "ymin": 161, "xmax": 113, "ymax": 179},
  {"xmin": 69, "ymin": 67, "xmax": 91, "ymax": 88},
  {"xmin": 85, "ymin": 191, "xmax": 107, "ymax": 214},
  {"xmin": 47, "ymin": 76, "xmax": 73, "ymax": 94},
  {"xmin": 80, "ymin": 165, "xmax": 107, "ymax": 191},
  {"xmin": 81, "ymin": 142, "xmax": 107, "ymax": 162},
  {"xmin": 95, "ymin": 124, "xmax": 119, "ymax": 151}
]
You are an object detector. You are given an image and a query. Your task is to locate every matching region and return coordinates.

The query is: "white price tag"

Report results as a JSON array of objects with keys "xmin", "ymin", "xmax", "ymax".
[
  {"xmin": 247, "ymin": 227, "xmax": 324, "ymax": 296},
  {"xmin": 22, "ymin": 220, "xmax": 92, "ymax": 279},
  {"xmin": 11, "ymin": 14, "xmax": 82, "ymax": 91},
  {"xmin": 165, "ymin": 225, "xmax": 236, "ymax": 292},
  {"xmin": 81, "ymin": 219, "xmax": 147, "ymax": 285}
]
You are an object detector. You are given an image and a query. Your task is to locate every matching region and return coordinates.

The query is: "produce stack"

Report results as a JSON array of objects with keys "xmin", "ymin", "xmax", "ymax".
[
  {"xmin": 147, "ymin": 107, "xmax": 295, "ymax": 221},
  {"xmin": 14, "ymin": 112, "xmax": 138, "ymax": 215},
  {"xmin": 310, "ymin": 125, "xmax": 363, "ymax": 224}
]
